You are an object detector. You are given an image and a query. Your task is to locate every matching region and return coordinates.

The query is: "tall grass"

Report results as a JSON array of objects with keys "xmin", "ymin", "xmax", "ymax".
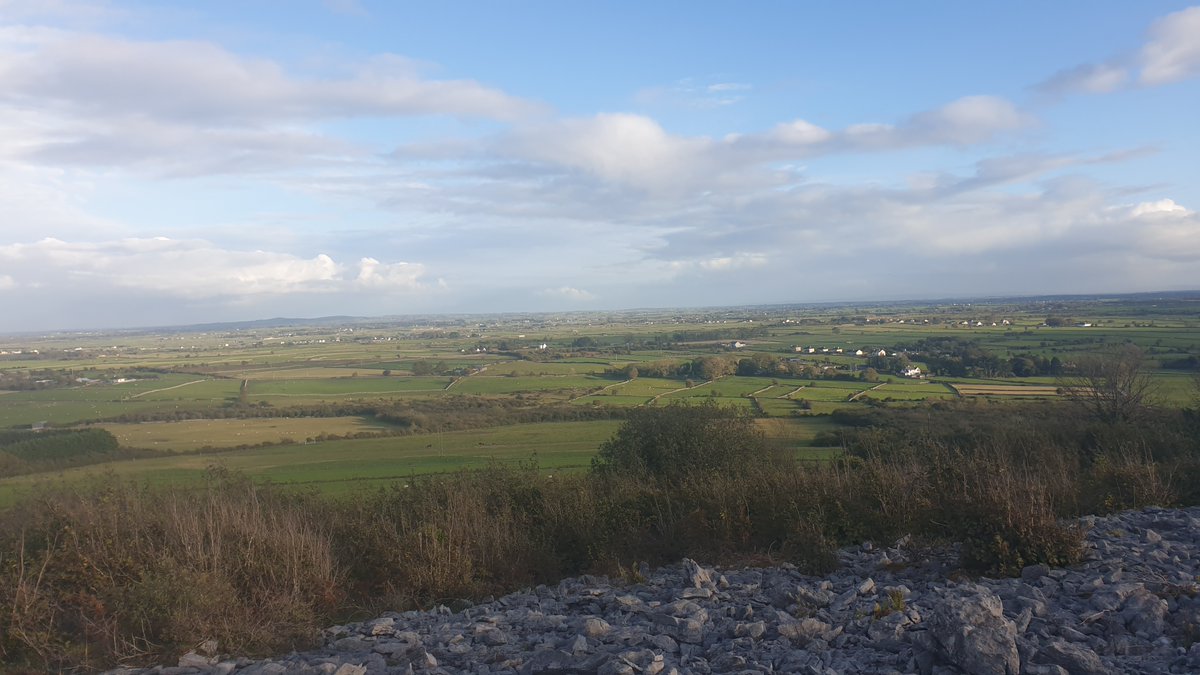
[{"xmin": 2, "ymin": 405, "xmax": 1197, "ymax": 671}]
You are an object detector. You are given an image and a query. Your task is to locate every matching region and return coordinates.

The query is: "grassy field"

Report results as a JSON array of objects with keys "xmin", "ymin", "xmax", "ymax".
[
  {"xmin": 100, "ymin": 416, "xmax": 396, "ymax": 451},
  {"xmin": 450, "ymin": 374, "xmax": 608, "ymax": 395},
  {"xmin": 951, "ymin": 384, "xmax": 1063, "ymax": 397},
  {"xmin": 0, "ymin": 295, "xmax": 1196, "ymax": 500},
  {"xmin": 0, "ymin": 413, "xmax": 846, "ymax": 506},
  {"xmin": 0, "ymin": 420, "xmax": 624, "ymax": 505},
  {"xmin": 248, "ymin": 376, "xmax": 453, "ymax": 397}
]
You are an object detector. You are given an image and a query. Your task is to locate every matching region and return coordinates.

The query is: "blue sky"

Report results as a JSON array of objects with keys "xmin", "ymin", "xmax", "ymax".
[{"xmin": 1, "ymin": 1, "xmax": 1198, "ymax": 331}]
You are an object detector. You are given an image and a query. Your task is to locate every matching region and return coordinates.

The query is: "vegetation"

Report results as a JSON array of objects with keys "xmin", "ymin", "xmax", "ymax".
[
  {"xmin": 591, "ymin": 401, "xmax": 780, "ymax": 482},
  {"xmin": 1059, "ymin": 344, "xmax": 1157, "ymax": 423},
  {"xmin": 3, "ymin": 395, "xmax": 1199, "ymax": 670},
  {"xmin": 1, "ymin": 295, "xmax": 1199, "ymax": 670}
]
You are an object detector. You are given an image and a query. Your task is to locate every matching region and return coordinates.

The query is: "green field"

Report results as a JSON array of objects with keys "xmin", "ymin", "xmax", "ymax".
[
  {"xmin": 0, "ymin": 421, "xmax": 623, "ymax": 504},
  {"xmin": 101, "ymin": 416, "xmax": 396, "ymax": 451},
  {"xmin": 450, "ymin": 374, "xmax": 607, "ymax": 395},
  {"xmin": 1, "ymin": 295, "xmax": 1197, "ymax": 501}
]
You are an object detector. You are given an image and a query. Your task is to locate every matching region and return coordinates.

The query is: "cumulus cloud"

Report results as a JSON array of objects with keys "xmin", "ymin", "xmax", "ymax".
[
  {"xmin": 0, "ymin": 25, "xmax": 539, "ymax": 175},
  {"xmin": 432, "ymin": 95, "xmax": 1031, "ymax": 194},
  {"xmin": 1034, "ymin": 6, "xmax": 1200, "ymax": 95},
  {"xmin": 539, "ymin": 286, "xmax": 596, "ymax": 301},
  {"xmin": 1129, "ymin": 198, "xmax": 1193, "ymax": 218},
  {"xmin": 0, "ymin": 28, "xmax": 537, "ymax": 124},
  {"xmin": 1111, "ymin": 199, "xmax": 1200, "ymax": 261},
  {"xmin": 0, "ymin": 237, "xmax": 432, "ymax": 299},
  {"xmin": 1139, "ymin": 6, "xmax": 1200, "ymax": 85},
  {"xmin": 355, "ymin": 257, "xmax": 429, "ymax": 290},
  {"xmin": 501, "ymin": 113, "xmax": 714, "ymax": 190},
  {"xmin": 894, "ymin": 96, "xmax": 1033, "ymax": 145}
]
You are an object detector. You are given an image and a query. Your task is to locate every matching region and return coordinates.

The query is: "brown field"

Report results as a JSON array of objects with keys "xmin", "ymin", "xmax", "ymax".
[{"xmin": 950, "ymin": 384, "xmax": 1062, "ymax": 397}]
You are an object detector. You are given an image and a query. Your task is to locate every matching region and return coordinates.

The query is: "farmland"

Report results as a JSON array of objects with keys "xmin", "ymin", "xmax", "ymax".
[{"xmin": 1, "ymin": 293, "xmax": 1198, "ymax": 497}]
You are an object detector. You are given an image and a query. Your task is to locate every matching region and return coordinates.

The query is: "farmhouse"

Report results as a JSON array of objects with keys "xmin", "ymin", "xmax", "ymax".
[{"xmin": 902, "ymin": 366, "xmax": 923, "ymax": 378}]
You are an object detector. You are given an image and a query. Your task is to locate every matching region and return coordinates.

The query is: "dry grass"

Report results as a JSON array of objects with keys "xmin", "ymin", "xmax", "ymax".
[{"xmin": 1, "ymin": 405, "xmax": 1197, "ymax": 671}]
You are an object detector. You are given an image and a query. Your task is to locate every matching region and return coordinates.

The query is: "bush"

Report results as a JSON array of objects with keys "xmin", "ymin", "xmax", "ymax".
[
  {"xmin": 3, "ymin": 401, "xmax": 1199, "ymax": 670},
  {"xmin": 0, "ymin": 475, "xmax": 339, "ymax": 671},
  {"xmin": 590, "ymin": 401, "xmax": 781, "ymax": 483}
]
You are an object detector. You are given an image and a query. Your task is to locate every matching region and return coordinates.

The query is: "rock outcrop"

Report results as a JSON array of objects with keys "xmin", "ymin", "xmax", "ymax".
[{"xmin": 108, "ymin": 506, "xmax": 1200, "ymax": 674}]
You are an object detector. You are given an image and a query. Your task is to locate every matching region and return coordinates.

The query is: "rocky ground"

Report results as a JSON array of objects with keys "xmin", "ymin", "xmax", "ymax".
[{"xmin": 110, "ymin": 506, "xmax": 1200, "ymax": 675}]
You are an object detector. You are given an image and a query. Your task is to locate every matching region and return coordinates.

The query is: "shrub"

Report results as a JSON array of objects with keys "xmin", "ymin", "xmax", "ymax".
[{"xmin": 590, "ymin": 401, "xmax": 781, "ymax": 484}]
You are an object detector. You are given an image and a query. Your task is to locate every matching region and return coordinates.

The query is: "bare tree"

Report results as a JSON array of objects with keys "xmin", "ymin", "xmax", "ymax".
[{"xmin": 1059, "ymin": 344, "xmax": 1157, "ymax": 423}]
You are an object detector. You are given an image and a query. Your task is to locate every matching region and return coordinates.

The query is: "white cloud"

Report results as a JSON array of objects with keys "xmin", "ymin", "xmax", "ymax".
[
  {"xmin": 355, "ymin": 257, "xmax": 428, "ymax": 290},
  {"xmin": 1139, "ymin": 6, "xmax": 1200, "ymax": 85},
  {"xmin": 0, "ymin": 28, "xmax": 538, "ymax": 124},
  {"xmin": 1034, "ymin": 6, "xmax": 1200, "ymax": 95},
  {"xmin": 0, "ymin": 237, "xmax": 432, "ymax": 299},
  {"xmin": 450, "ymin": 95, "xmax": 1031, "ymax": 195},
  {"xmin": 539, "ymin": 286, "xmax": 596, "ymax": 301},
  {"xmin": 634, "ymin": 77, "xmax": 752, "ymax": 109},
  {"xmin": 901, "ymin": 95, "xmax": 1032, "ymax": 145},
  {"xmin": 0, "ymin": 274, "xmax": 15, "ymax": 290},
  {"xmin": 666, "ymin": 252, "xmax": 769, "ymax": 274},
  {"xmin": 766, "ymin": 119, "xmax": 833, "ymax": 145},
  {"xmin": 1035, "ymin": 63, "xmax": 1129, "ymax": 96},
  {"xmin": 1129, "ymin": 198, "xmax": 1193, "ymax": 218},
  {"xmin": 0, "ymin": 25, "xmax": 540, "ymax": 177},
  {"xmin": 502, "ymin": 113, "xmax": 714, "ymax": 190},
  {"xmin": 1114, "ymin": 199, "xmax": 1200, "ymax": 261}
]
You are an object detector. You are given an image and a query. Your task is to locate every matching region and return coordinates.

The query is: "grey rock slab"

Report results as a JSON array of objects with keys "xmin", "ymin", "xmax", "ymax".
[
  {"xmin": 1037, "ymin": 640, "xmax": 1113, "ymax": 675},
  {"xmin": 924, "ymin": 585, "xmax": 1020, "ymax": 675},
  {"xmin": 101, "ymin": 506, "xmax": 1200, "ymax": 675}
]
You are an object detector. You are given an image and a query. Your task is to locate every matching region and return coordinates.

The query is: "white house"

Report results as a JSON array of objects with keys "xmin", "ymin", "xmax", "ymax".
[
  {"xmin": 902, "ymin": 366, "xmax": 923, "ymax": 378},
  {"xmin": 855, "ymin": 349, "xmax": 865, "ymax": 356},
  {"xmin": 877, "ymin": 349, "xmax": 887, "ymax": 357}
]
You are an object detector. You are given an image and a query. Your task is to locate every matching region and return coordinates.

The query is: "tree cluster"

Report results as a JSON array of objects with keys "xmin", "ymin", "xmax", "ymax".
[{"xmin": 591, "ymin": 400, "xmax": 780, "ymax": 483}]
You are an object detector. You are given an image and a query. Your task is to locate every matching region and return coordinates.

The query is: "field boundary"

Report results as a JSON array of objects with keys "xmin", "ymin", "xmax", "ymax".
[
  {"xmin": 848, "ymin": 383, "xmax": 886, "ymax": 401},
  {"xmin": 124, "ymin": 379, "xmax": 210, "ymax": 400},
  {"xmin": 647, "ymin": 378, "xmax": 717, "ymax": 405}
]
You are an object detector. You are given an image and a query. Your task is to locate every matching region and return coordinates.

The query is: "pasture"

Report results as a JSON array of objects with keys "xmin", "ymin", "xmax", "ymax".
[
  {"xmin": 0, "ymin": 294, "xmax": 1196, "ymax": 500},
  {"xmin": 100, "ymin": 416, "xmax": 396, "ymax": 451},
  {"xmin": 0, "ymin": 420, "xmax": 624, "ymax": 504}
]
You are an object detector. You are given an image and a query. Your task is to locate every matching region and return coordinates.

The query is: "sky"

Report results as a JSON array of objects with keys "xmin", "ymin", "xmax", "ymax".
[{"xmin": 1, "ymin": 1, "xmax": 1199, "ymax": 332}]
